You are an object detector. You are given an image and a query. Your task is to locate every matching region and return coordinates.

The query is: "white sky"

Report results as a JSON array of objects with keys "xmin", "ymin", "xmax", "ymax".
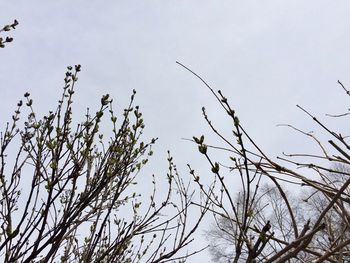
[{"xmin": 1, "ymin": 1, "xmax": 350, "ymax": 262}]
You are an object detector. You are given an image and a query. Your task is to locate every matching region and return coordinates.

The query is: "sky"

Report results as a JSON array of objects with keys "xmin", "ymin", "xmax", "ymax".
[{"xmin": 1, "ymin": 1, "xmax": 350, "ymax": 262}]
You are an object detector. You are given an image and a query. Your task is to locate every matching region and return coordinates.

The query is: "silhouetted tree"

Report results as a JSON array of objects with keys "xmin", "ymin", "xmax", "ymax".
[
  {"xmin": 178, "ymin": 61, "xmax": 350, "ymax": 262},
  {"xmin": 0, "ymin": 63, "xmax": 209, "ymax": 262}
]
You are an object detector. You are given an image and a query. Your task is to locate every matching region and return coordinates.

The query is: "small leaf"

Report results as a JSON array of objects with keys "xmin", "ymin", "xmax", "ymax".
[
  {"xmin": 234, "ymin": 116, "xmax": 240, "ymax": 126},
  {"xmin": 3, "ymin": 25, "xmax": 11, "ymax": 31},
  {"xmin": 26, "ymin": 99, "xmax": 33, "ymax": 106},
  {"xmin": 259, "ymin": 232, "xmax": 266, "ymax": 242},
  {"xmin": 96, "ymin": 111, "xmax": 103, "ymax": 118},
  {"xmin": 198, "ymin": 144, "xmax": 207, "ymax": 154},
  {"xmin": 247, "ymin": 209, "xmax": 254, "ymax": 217},
  {"xmin": 211, "ymin": 162, "xmax": 219, "ymax": 173}
]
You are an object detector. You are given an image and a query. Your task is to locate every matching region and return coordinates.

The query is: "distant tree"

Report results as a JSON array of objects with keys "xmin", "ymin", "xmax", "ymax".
[
  {"xmin": 177, "ymin": 61, "xmax": 350, "ymax": 262},
  {"xmin": 204, "ymin": 186, "xmax": 303, "ymax": 263},
  {"xmin": 0, "ymin": 64, "xmax": 209, "ymax": 262},
  {"xmin": 299, "ymin": 163, "xmax": 350, "ymax": 262}
]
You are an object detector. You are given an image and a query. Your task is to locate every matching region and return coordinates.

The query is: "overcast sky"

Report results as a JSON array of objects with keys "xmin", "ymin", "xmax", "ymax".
[{"xmin": 1, "ymin": 1, "xmax": 350, "ymax": 262}]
